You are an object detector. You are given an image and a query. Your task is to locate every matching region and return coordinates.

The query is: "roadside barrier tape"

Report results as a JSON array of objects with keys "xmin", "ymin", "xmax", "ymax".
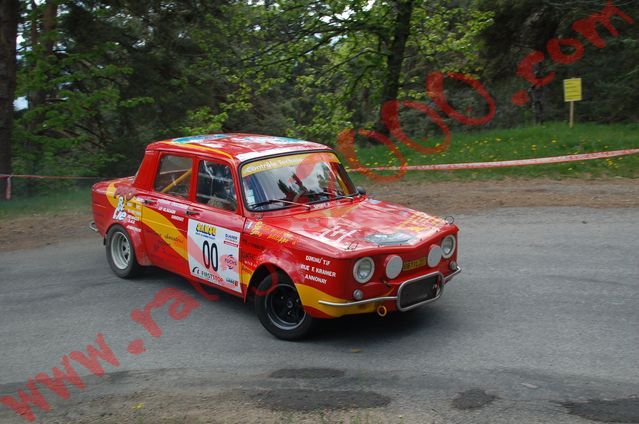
[
  {"xmin": 347, "ymin": 148, "xmax": 639, "ymax": 172},
  {"xmin": 0, "ymin": 174, "xmax": 102, "ymax": 180},
  {"xmin": 0, "ymin": 174, "xmax": 105, "ymax": 200}
]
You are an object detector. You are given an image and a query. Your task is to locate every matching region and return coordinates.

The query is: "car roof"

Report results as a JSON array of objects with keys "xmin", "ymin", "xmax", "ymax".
[{"xmin": 148, "ymin": 133, "xmax": 331, "ymax": 163}]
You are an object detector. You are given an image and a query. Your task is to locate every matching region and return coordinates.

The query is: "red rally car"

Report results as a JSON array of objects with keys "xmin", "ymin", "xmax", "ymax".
[{"xmin": 91, "ymin": 134, "xmax": 461, "ymax": 339}]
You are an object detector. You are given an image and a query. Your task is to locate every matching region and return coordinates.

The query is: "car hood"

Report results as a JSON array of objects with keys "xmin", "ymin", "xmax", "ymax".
[{"xmin": 261, "ymin": 198, "xmax": 449, "ymax": 252}]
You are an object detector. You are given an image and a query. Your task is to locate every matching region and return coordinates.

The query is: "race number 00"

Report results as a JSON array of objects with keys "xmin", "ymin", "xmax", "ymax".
[{"xmin": 202, "ymin": 240, "xmax": 219, "ymax": 272}]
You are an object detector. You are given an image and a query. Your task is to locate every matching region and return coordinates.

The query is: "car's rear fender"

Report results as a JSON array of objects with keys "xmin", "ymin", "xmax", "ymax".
[{"xmin": 94, "ymin": 179, "xmax": 152, "ymax": 266}]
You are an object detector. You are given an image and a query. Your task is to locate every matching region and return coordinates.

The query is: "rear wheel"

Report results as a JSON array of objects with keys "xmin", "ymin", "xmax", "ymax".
[
  {"xmin": 106, "ymin": 225, "xmax": 143, "ymax": 278},
  {"xmin": 255, "ymin": 274, "xmax": 315, "ymax": 340}
]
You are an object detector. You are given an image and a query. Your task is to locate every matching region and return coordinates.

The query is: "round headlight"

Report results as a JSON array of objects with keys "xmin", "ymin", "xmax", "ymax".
[
  {"xmin": 441, "ymin": 235, "xmax": 456, "ymax": 259},
  {"xmin": 427, "ymin": 245, "xmax": 443, "ymax": 268},
  {"xmin": 353, "ymin": 257, "xmax": 375, "ymax": 284},
  {"xmin": 384, "ymin": 255, "xmax": 403, "ymax": 279}
]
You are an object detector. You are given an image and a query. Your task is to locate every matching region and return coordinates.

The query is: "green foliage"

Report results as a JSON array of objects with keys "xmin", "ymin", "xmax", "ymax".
[
  {"xmin": 8, "ymin": 0, "xmax": 638, "ymax": 191},
  {"xmin": 478, "ymin": 0, "xmax": 639, "ymax": 127}
]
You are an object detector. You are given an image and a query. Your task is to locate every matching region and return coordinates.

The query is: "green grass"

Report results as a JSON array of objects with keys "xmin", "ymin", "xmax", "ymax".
[
  {"xmin": 343, "ymin": 122, "xmax": 639, "ymax": 183},
  {"xmin": 0, "ymin": 187, "xmax": 91, "ymax": 219}
]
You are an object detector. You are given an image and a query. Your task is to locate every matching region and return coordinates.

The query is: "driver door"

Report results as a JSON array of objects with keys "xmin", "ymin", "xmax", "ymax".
[{"xmin": 184, "ymin": 159, "xmax": 245, "ymax": 296}]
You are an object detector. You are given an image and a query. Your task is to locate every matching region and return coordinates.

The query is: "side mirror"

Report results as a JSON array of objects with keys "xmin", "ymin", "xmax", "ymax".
[{"xmin": 356, "ymin": 186, "xmax": 366, "ymax": 196}]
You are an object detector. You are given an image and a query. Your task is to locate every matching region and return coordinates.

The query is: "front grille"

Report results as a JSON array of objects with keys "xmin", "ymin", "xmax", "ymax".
[{"xmin": 398, "ymin": 274, "xmax": 441, "ymax": 309}]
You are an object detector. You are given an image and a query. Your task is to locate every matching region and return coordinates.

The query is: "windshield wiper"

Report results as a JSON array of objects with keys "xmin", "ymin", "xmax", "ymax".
[
  {"xmin": 309, "ymin": 191, "xmax": 356, "ymax": 205},
  {"xmin": 251, "ymin": 199, "xmax": 311, "ymax": 210}
]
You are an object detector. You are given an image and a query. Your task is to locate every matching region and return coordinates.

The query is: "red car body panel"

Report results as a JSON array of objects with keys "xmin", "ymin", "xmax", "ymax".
[{"xmin": 92, "ymin": 134, "xmax": 460, "ymax": 319}]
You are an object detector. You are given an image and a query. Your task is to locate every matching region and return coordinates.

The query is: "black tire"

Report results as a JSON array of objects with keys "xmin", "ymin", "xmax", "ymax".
[
  {"xmin": 254, "ymin": 274, "xmax": 315, "ymax": 340},
  {"xmin": 105, "ymin": 225, "xmax": 143, "ymax": 278}
]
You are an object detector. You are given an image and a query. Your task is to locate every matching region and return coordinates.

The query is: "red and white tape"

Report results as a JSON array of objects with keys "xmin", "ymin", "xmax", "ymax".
[
  {"xmin": 349, "ymin": 148, "xmax": 639, "ymax": 172},
  {"xmin": 0, "ymin": 174, "xmax": 102, "ymax": 200}
]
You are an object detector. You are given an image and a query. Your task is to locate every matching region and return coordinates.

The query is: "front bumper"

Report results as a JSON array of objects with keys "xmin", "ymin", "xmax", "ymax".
[{"xmin": 317, "ymin": 266, "xmax": 462, "ymax": 312}]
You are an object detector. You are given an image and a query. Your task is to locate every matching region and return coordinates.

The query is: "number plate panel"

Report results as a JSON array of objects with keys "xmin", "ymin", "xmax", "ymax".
[{"xmin": 187, "ymin": 219, "xmax": 241, "ymax": 293}]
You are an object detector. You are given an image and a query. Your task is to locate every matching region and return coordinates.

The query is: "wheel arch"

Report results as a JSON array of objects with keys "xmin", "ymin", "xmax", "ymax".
[
  {"xmin": 245, "ymin": 263, "xmax": 284, "ymax": 301},
  {"xmin": 105, "ymin": 222, "xmax": 151, "ymax": 266}
]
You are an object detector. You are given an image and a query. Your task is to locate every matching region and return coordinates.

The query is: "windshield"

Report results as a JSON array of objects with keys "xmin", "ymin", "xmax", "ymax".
[{"xmin": 241, "ymin": 152, "xmax": 356, "ymax": 211}]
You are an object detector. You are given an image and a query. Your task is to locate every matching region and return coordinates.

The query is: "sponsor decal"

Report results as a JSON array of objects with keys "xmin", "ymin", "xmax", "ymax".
[
  {"xmin": 248, "ymin": 221, "xmax": 263, "ymax": 237},
  {"xmin": 364, "ymin": 232, "xmax": 414, "ymax": 246},
  {"xmin": 195, "ymin": 222, "xmax": 216, "ymax": 238},
  {"xmin": 403, "ymin": 257, "xmax": 427, "ymax": 272},
  {"xmin": 397, "ymin": 212, "xmax": 445, "ymax": 233},
  {"xmin": 112, "ymin": 196, "xmax": 127, "ymax": 221},
  {"xmin": 157, "ymin": 199, "xmax": 187, "ymax": 210},
  {"xmin": 305, "ymin": 274, "xmax": 327, "ymax": 284},
  {"xmin": 158, "ymin": 206, "xmax": 176, "ymax": 214},
  {"xmin": 224, "ymin": 232, "xmax": 239, "ymax": 247},
  {"xmin": 126, "ymin": 225, "xmax": 142, "ymax": 233},
  {"xmin": 172, "ymin": 135, "xmax": 210, "ymax": 143},
  {"xmin": 125, "ymin": 215, "xmax": 138, "ymax": 224},
  {"xmin": 223, "ymin": 254, "xmax": 238, "ymax": 270},
  {"xmin": 241, "ymin": 135, "xmax": 304, "ymax": 144},
  {"xmin": 192, "ymin": 266, "xmax": 222, "ymax": 284},
  {"xmin": 248, "ymin": 221, "xmax": 297, "ymax": 245},
  {"xmin": 319, "ymin": 226, "xmax": 357, "ymax": 244},
  {"xmin": 241, "ymin": 153, "xmax": 339, "ymax": 177},
  {"xmin": 266, "ymin": 228, "xmax": 297, "ymax": 245},
  {"xmin": 315, "ymin": 268, "xmax": 336, "ymax": 277},
  {"xmin": 173, "ymin": 134, "xmax": 231, "ymax": 144},
  {"xmin": 301, "ymin": 255, "xmax": 335, "ymax": 284}
]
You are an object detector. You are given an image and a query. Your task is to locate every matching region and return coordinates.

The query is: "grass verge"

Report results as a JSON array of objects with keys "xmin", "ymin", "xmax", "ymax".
[
  {"xmin": 344, "ymin": 122, "xmax": 639, "ymax": 183},
  {"xmin": 0, "ymin": 187, "xmax": 91, "ymax": 219}
]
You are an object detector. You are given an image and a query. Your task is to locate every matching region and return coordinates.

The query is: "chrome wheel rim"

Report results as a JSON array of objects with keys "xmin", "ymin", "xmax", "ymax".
[
  {"xmin": 111, "ymin": 232, "xmax": 131, "ymax": 270},
  {"xmin": 265, "ymin": 284, "xmax": 305, "ymax": 330}
]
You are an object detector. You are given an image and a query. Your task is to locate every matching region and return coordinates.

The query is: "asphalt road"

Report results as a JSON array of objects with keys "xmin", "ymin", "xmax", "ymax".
[{"xmin": 1, "ymin": 206, "xmax": 638, "ymax": 423}]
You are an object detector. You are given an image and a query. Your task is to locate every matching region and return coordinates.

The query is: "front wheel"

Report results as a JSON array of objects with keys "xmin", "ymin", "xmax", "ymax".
[
  {"xmin": 255, "ymin": 274, "xmax": 315, "ymax": 340},
  {"xmin": 106, "ymin": 225, "xmax": 143, "ymax": 278}
]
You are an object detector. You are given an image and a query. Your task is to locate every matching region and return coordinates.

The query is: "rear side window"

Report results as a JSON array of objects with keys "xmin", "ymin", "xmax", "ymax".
[
  {"xmin": 153, "ymin": 155, "xmax": 193, "ymax": 198},
  {"xmin": 196, "ymin": 161, "xmax": 237, "ymax": 212}
]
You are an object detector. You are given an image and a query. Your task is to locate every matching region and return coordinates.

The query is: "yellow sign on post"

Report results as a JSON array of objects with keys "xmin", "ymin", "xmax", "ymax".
[
  {"xmin": 564, "ymin": 78, "xmax": 582, "ymax": 128},
  {"xmin": 564, "ymin": 78, "xmax": 582, "ymax": 102}
]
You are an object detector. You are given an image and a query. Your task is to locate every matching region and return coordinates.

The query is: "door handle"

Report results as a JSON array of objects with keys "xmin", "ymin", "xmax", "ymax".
[
  {"xmin": 141, "ymin": 198, "xmax": 156, "ymax": 205},
  {"xmin": 186, "ymin": 209, "xmax": 200, "ymax": 217}
]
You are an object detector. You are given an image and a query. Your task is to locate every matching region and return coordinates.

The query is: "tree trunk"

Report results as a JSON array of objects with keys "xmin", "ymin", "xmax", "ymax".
[
  {"xmin": 27, "ymin": 0, "xmax": 58, "ymax": 109},
  {"xmin": 374, "ymin": 0, "xmax": 414, "ymax": 138},
  {"xmin": 23, "ymin": 0, "xmax": 58, "ymax": 194},
  {"xmin": 0, "ymin": 0, "xmax": 19, "ymax": 200}
]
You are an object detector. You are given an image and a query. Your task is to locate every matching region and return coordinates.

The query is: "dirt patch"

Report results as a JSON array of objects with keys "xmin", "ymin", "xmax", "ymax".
[
  {"xmin": 1, "ymin": 178, "xmax": 637, "ymax": 252},
  {"xmin": 245, "ymin": 388, "xmax": 391, "ymax": 412},
  {"xmin": 562, "ymin": 397, "xmax": 639, "ymax": 423},
  {"xmin": 0, "ymin": 210, "xmax": 94, "ymax": 252},
  {"xmin": 5, "ymin": 390, "xmax": 398, "ymax": 424},
  {"xmin": 372, "ymin": 178, "xmax": 639, "ymax": 216},
  {"xmin": 269, "ymin": 368, "xmax": 345, "ymax": 379},
  {"xmin": 452, "ymin": 388, "xmax": 498, "ymax": 410}
]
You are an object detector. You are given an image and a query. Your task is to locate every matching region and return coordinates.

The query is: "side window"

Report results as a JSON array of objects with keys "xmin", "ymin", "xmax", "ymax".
[
  {"xmin": 196, "ymin": 161, "xmax": 238, "ymax": 212},
  {"xmin": 153, "ymin": 155, "xmax": 193, "ymax": 198}
]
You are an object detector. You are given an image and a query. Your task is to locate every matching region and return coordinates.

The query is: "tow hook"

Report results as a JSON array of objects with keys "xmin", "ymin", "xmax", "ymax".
[{"xmin": 377, "ymin": 305, "xmax": 388, "ymax": 317}]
